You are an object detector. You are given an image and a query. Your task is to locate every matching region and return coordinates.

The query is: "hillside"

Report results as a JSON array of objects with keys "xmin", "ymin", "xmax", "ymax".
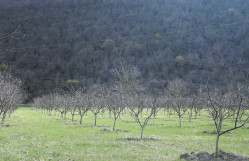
[{"xmin": 0, "ymin": 0, "xmax": 249, "ymax": 99}]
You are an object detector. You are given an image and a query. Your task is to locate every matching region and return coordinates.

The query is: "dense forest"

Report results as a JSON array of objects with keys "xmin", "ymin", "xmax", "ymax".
[{"xmin": 0, "ymin": 0, "xmax": 249, "ymax": 100}]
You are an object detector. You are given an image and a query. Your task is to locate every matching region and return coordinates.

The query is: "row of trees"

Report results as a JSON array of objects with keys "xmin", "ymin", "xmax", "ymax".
[
  {"xmin": 33, "ymin": 63, "xmax": 249, "ymax": 158},
  {"xmin": 0, "ymin": 71, "xmax": 24, "ymax": 123}
]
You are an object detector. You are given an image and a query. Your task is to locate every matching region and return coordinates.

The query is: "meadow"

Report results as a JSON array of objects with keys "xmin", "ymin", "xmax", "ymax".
[{"xmin": 0, "ymin": 107, "xmax": 248, "ymax": 161}]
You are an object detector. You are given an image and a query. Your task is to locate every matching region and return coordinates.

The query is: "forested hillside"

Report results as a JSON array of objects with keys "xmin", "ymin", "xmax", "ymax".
[{"xmin": 0, "ymin": 0, "xmax": 249, "ymax": 100}]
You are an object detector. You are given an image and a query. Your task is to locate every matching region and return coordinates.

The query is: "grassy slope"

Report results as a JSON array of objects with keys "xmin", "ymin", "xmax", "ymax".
[{"xmin": 0, "ymin": 108, "xmax": 248, "ymax": 161}]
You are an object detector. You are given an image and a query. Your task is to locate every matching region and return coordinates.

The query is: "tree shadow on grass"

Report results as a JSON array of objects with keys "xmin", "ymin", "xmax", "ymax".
[
  {"xmin": 80, "ymin": 125, "xmax": 110, "ymax": 128},
  {"xmin": 0, "ymin": 124, "xmax": 17, "ymax": 127},
  {"xmin": 202, "ymin": 130, "xmax": 232, "ymax": 134},
  {"xmin": 147, "ymin": 124, "xmax": 164, "ymax": 126},
  {"xmin": 117, "ymin": 137, "xmax": 157, "ymax": 141},
  {"xmin": 99, "ymin": 128, "xmax": 129, "ymax": 133},
  {"xmin": 121, "ymin": 120, "xmax": 137, "ymax": 123},
  {"xmin": 164, "ymin": 119, "xmax": 177, "ymax": 121}
]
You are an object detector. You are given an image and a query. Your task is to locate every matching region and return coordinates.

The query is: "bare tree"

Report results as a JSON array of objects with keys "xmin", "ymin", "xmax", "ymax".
[
  {"xmin": 168, "ymin": 79, "xmax": 189, "ymax": 128},
  {"xmin": 106, "ymin": 91, "xmax": 124, "ymax": 131},
  {"xmin": 111, "ymin": 62, "xmax": 143, "ymax": 96},
  {"xmin": 0, "ymin": 72, "xmax": 23, "ymax": 124},
  {"xmin": 69, "ymin": 95, "xmax": 78, "ymax": 122},
  {"xmin": 205, "ymin": 84, "xmax": 249, "ymax": 158},
  {"xmin": 128, "ymin": 93, "xmax": 162, "ymax": 139},
  {"xmin": 108, "ymin": 62, "xmax": 143, "ymax": 131},
  {"xmin": 89, "ymin": 84, "xmax": 107, "ymax": 126},
  {"xmin": 74, "ymin": 90, "xmax": 89, "ymax": 125}
]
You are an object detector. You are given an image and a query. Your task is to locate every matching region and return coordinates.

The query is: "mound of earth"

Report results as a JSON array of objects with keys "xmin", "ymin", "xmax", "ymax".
[{"xmin": 180, "ymin": 150, "xmax": 249, "ymax": 161}]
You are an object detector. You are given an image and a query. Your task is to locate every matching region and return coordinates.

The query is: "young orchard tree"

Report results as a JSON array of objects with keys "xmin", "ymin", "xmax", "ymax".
[
  {"xmin": 69, "ymin": 95, "xmax": 78, "ymax": 122},
  {"xmin": 74, "ymin": 90, "xmax": 89, "ymax": 125},
  {"xmin": 33, "ymin": 96, "xmax": 45, "ymax": 113},
  {"xmin": 89, "ymin": 84, "xmax": 107, "ymax": 126},
  {"xmin": 109, "ymin": 62, "xmax": 143, "ymax": 131},
  {"xmin": 146, "ymin": 83, "xmax": 164, "ymax": 125},
  {"xmin": 0, "ymin": 72, "xmax": 23, "ymax": 123},
  {"xmin": 167, "ymin": 79, "xmax": 190, "ymax": 128},
  {"xmin": 111, "ymin": 62, "xmax": 143, "ymax": 97},
  {"xmin": 45, "ymin": 94, "xmax": 57, "ymax": 116},
  {"xmin": 52, "ymin": 93, "xmax": 63, "ymax": 116},
  {"xmin": 106, "ymin": 91, "xmax": 125, "ymax": 131},
  {"xmin": 187, "ymin": 93, "xmax": 202, "ymax": 122},
  {"xmin": 193, "ymin": 85, "xmax": 205, "ymax": 119},
  {"xmin": 128, "ymin": 93, "xmax": 162, "ymax": 139},
  {"xmin": 55, "ymin": 94, "xmax": 67, "ymax": 118},
  {"xmin": 161, "ymin": 97, "xmax": 173, "ymax": 120},
  {"xmin": 61, "ymin": 94, "xmax": 71, "ymax": 120},
  {"xmin": 205, "ymin": 84, "xmax": 249, "ymax": 158}
]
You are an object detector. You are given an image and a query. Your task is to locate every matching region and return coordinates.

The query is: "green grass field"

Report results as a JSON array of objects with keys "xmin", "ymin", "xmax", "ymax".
[{"xmin": 0, "ymin": 108, "xmax": 248, "ymax": 161}]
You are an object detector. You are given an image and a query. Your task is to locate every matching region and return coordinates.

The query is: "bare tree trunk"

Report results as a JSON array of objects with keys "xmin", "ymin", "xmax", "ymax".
[
  {"xmin": 72, "ymin": 115, "xmax": 74, "ymax": 122},
  {"xmin": 94, "ymin": 114, "xmax": 97, "ymax": 126},
  {"xmin": 109, "ymin": 110, "xmax": 112, "ymax": 119},
  {"xmin": 153, "ymin": 111, "xmax": 155, "ymax": 125},
  {"xmin": 113, "ymin": 118, "xmax": 116, "ymax": 131},
  {"xmin": 141, "ymin": 112, "xmax": 142, "ymax": 118},
  {"xmin": 140, "ymin": 126, "xmax": 144, "ymax": 139},
  {"xmin": 215, "ymin": 134, "xmax": 220, "ymax": 158},
  {"xmin": 61, "ymin": 112, "xmax": 63, "ymax": 118},
  {"xmin": 80, "ymin": 115, "xmax": 83, "ymax": 124},
  {"xmin": 179, "ymin": 115, "xmax": 181, "ymax": 128},
  {"xmin": 1, "ymin": 111, "xmax": 7, "ymax": 124}
]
